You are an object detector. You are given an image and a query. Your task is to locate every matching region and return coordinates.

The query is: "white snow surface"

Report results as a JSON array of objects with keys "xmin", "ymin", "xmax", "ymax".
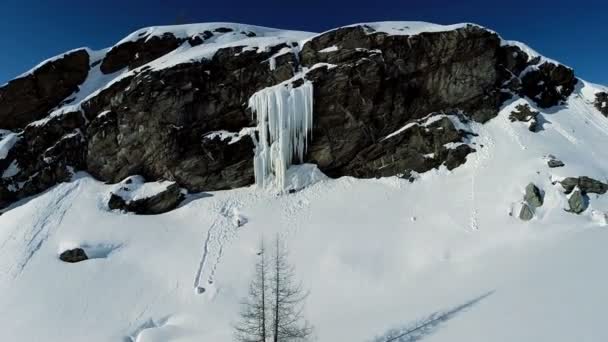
[
  {"xmin": 2, "ymin": 80, "xmax": 608, "ymax": 341},
  {"xmin": 0, "ymin": 131, "xmax": 20, "ymax": 160},
  {"xmin": 352, "ymin": 21, "xmax": 476, "ymax": 35}
]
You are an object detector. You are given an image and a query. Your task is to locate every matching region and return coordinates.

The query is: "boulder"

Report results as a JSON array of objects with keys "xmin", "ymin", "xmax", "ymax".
[
  {"xmin": 547, "ymin": 158, "xmax": 565, "ymax": 168},
  {"xmin": 524, "ymin": 183, "xmax": 544, "ymax": 208},
  {"xmin": 520, "ymin": 62, "xmax": 577, "ymax": 108},
  {"xmin": 108, "ymin": 182, "xmax": 185, "ymax": 215},
  {"xmin": 567, "ymin": 190, "xmax": 588, "ymax": 214},
  {"xmin": 509, "ymin": 104, "xmax": 540, "ymax": 132},
  {"xmin": 100, "ymin": 33, "xmax": 185, "ymax": 74},
  {"xmin": 519, "ymin": 203, "xmax": 535, "ymax": 221},
  {"xmin": 560, "ymin": 177, "xmax": 608, "ymax": 195},
  {"xmin": 59, "ymin": 248, "xmax": 88, "ymax": 263}
]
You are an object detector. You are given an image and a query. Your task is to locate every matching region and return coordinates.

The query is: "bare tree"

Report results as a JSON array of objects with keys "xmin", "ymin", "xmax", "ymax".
[
  {"xmin": 235, "ymin": 236, "xmax": 312, "ymax": 342},
  {"xmin": 270, "ymin": 236, "xmax": 313, "ymax": 342},
  {"xmin": 234, "ymin": 239, "xmax": 269, "ymax": 342}
]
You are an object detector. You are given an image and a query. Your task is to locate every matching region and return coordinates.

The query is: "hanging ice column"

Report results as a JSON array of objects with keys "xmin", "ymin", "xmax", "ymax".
[{"xmin": 248, "ymin": 80, "xmax": 314, "ymax": 191}]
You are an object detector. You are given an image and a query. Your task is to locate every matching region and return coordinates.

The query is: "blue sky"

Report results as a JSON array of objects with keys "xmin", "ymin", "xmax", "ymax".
[{"xmin": 1, "ymin": 0, "xmax": 606, "ymax": 84}]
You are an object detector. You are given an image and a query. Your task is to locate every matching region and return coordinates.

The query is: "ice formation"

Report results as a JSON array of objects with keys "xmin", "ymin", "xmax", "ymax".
[{"xmin": 248, "ymin": 80, "xmax": 314, "ymax": 191}]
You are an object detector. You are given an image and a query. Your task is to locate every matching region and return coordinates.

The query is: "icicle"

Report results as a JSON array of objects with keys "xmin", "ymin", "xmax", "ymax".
[{"xmin": 248, "ymin": 79, "xmax": 314, "ymax": 191}]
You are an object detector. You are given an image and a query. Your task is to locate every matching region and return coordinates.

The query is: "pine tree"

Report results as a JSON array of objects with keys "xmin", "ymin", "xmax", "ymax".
[
  {"xmin": 234, "ymin": 239, "xmax": 269, "ymax": 342},
  {"xmin": 270, "ymin": 236, "xmax": 313, "ymax": 342},
  {"xmin": 234, "ymin": 236, "xmax": 312, "ymax": 342}
]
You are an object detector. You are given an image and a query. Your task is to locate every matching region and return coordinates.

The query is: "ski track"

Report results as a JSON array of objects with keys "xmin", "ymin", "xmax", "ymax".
[
  {"xmin": 469, "ymin": 128, "xmax": 494, "ymax": 231},
  {"xmin": 501, "ymin": 111, "xmax": 527, "ymax": 151},
  {"xmin": 0, "ymin": 182, "xmax": 79, "ymax": 281},
  {"xmin": 193, "ymin": 194, "xmax": 256, "ymax": 294}
]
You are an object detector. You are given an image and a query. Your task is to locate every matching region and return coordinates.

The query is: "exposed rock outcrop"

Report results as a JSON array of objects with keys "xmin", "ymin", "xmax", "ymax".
[
  {"xmin": 0, "ymin": 49, "xmax": 90, "ymax": 129},
  {"xmin": 595, "ymin": 92, "xmax": 608, "ymax": 116},
  {"xmin": 509, "ymin": 104, "xmax": 540, "ymax": 132}
]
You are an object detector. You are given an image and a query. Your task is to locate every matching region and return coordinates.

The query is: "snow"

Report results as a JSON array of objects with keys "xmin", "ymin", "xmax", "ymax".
[
  {"xmin": 382, "ymin": 113, "xmax": 466, "ymax": 141},
  {"xmin": 204, "ymin": 130, "xmax": 248, "ymax": 145},
  {"xmin": 3, "ymin": 79, "xmax": 608, "ymax": 341},
  {"xmin": 354, "ymin": 21, "xmax": 478, "ymax": 36},
  {"xmin": 2, "ymin": 160, "xmax": 20, "ymax": 178},
  {"xmin": 0, "ymin": 131, "xmax": 20, "ymax": 160},
  {"xmin": 319, "ymin": 45, "xmax": 339, "ymax": 53},
  {"xmin": 248, "ymin": 79, "xmax": 314, "ymax": 191},
  {"xmin": 116, "ymin": 22, "xmax": 312, "ymax": 45}
]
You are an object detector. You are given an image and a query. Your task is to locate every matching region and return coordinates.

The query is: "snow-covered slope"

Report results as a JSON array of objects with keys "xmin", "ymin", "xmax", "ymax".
[{"xmin": 2, "ymin": 22, "xmax": 608, "ymax": 342}]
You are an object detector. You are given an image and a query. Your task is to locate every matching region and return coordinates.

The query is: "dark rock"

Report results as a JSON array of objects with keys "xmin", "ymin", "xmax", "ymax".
[
  {"xmin": 509, "ymin": 104, "xmax": 540, "ymax": 132},
  {"xmin": 59, "ymin": 248, "xmax": 88, "ymax": 263},
  {"xmin": 520, "ymin": 62, "xmax": 577, "ymax": 108},
  {"xmin": 567, "ymin": 190, "xmax": 588, "ymax": 214},
  {"xmin": 302, "ymin": 25, "xmax": 505, "ymax": 124},
  {"xmin": 519, "ymin": 203, "xmax": 535, "ymax": 221},
  {"xmin": 86, "ymin": 43, "xmax": 292, "ymax": 192},
  {"xmin": 547, "ymin": 158, "xmax": 565, "ymax": 168},
  {"xmin": 214, "ymin": 27, "xmax": 234, "ymax": 33},
  {"xmin": 498, "ymin": 45, "xmax": 577, "ymax": 108},
  {"xmin": 595, "ymin": 92, "xmax": 608, "ymax": 116},
  {"xmin": 188, "ymin": 35, "xmax": 204, "ymax": 47},
  {"xmin": 560, "ymin": 176, "xmax": 608, "ymax": 195},
  {"xmin": 100, "ymin": 33, "xmax": 184, "ymax": 74},
  {"xmin": 108, "ymin": 182, "xmax": 184, "ymax": 215},
  {"xmin": 0, "ymin": 49, "xmax": 90, "ymax": 129},
  {"xmin": 524, "ymin": 183, "xmax": 544, "ymax": 208},
  {"xmin": 444, "ymin": 145, "xmax": 475, "ymax": 171}
]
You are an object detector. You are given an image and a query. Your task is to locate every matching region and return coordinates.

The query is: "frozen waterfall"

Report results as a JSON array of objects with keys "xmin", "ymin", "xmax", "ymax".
[{"xmin": 248, "ymin": 80, "xmax": 314, "ymax": 191}]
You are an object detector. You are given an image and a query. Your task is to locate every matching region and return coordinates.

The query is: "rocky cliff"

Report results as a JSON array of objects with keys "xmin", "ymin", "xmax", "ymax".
[{"xmin": 0, "ymin": 22, "xmax": 579, "ymax": 209}]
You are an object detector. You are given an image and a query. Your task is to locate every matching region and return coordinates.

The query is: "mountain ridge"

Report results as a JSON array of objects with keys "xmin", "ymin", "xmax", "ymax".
[{"xmin": 0, "ymin": 21, "xmax": 584, "ymax": 210}]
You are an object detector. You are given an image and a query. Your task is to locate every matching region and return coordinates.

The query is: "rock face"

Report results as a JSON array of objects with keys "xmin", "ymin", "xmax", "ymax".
[
  {"xmin": 59, "ymin": 248, "xmax": 88, "ymax": 263},
  {"xmin": 0, "ymin": 23, "xmax": 580, "ymax": 210},
  {"xmin": 100, "ymin": 33, "xmax": 184, "ymax": 74},
  {"xmin": 0, "ymin": 49, "xmax": 90, "ymax": 129}
]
